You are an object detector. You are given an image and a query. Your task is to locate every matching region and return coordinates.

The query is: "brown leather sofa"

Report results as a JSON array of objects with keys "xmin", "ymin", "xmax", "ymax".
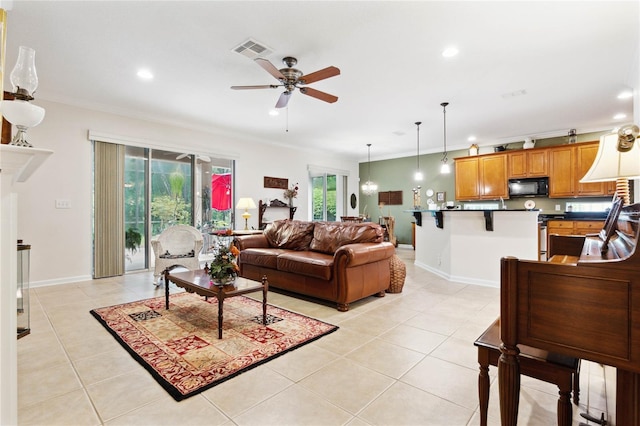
[{"xmin": 235, "ymin": 219, "xmax": 396, "ymax": 311}]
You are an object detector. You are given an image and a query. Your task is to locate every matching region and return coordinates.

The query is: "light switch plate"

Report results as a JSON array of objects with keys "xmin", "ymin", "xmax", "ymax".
[{"xmin": 55, "ymin": 199, "xmax": 71, "ymax": 209}]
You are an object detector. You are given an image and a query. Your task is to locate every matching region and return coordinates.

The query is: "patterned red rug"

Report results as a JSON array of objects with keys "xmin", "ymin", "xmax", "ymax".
[{"xmin": 90, "ymin": 293, "xmax": 338, "ymax": 401}]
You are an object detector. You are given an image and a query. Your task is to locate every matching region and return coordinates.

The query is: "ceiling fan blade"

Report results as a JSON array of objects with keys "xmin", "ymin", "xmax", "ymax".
[
  {"xmin": 231, "ymin": 84, "xmax": 280, "ymax": 90},
  {"xmin": 299, "ymin": 66, "xmax": 340, "ymax": 84},
  {"xmin": 300, "ymin": 87, "xmax": 338, "ymax": 104},
  {"xmin": 275, "ymin": 91, "xmax": 292, "ymax": 108},
  {"xmin": 255, "ymin": 58, "xmax": 286, "ymax": 81}
]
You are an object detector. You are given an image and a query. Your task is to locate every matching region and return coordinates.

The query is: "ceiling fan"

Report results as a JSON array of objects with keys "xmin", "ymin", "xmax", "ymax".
[{"xmin": 231, "ymin": 56, "xmax": 340, "ymax": 109}]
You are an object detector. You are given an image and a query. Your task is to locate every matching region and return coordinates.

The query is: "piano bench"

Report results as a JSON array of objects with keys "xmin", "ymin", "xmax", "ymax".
[{"xmin": 474, "ymin": 318, "xmax": 580, "ymax": 426}]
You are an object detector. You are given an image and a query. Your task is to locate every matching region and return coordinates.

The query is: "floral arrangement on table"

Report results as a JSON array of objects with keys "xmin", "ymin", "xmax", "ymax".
[
  {"xmin": 283, "ymin": 182, "xmax": 299, "ymax": 207},
  {"xmin": 207, "ymin": 242, "xmax": 241, "ymax": 285}
]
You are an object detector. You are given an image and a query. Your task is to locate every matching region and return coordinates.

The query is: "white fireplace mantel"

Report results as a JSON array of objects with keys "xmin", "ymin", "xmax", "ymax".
[{"xmin": 0, "ymin": 144, "xmax": 53, "ymax": 425}]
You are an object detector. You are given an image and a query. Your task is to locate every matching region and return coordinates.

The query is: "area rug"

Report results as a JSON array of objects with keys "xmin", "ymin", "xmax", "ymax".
[{"xmin": 90, "ymin": 293, "xmax": 338, "ymax": 401}]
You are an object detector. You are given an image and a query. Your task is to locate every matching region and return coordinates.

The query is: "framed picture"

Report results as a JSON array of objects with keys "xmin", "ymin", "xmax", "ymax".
[
  {"xmin": 263, "ymin": 176, "xmax": 288, "ymax": 189},
  {"xmin": 436, "ymin": 192, "xmax": 446, "ymax": 202}
]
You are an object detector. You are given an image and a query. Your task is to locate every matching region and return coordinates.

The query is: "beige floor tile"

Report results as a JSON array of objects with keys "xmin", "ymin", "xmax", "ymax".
[
  {"xmin": 345, "ymin": 338, "xmax": 425, "ymax": 379},
  {"xmin": 202, "ymin": 365, "xmax": 294, "ymax": 418},
  {"xmin": 266, "ymin": 343, "xmax": 339, "ymax": 382},
  {"xmin": 73, "ymin": 348, "xmax": 140, "ymax": 386},
  {"xmin": 86, "ymin": 371, "xmax": 166, "ymax": 422},
  {"xmin": 299, "ymin": 358, "xmax": 394, "ymax": 414},
  {"xmin": 18, "ymin": 389, "xmax": 100, "ymax": 426},
  {"xmin": 430, "ymin": 335, "xmax": 479, "ymax": 370},
  {"xmin": 312, "ymin": 327, "xmax": 375, "ymax": 356},
  {"xmin": 359, "ymin": 381, "xmax": 474, "ymax": 425},
  {"xmin": 18, "ymin": 361, "xmax": 83, "ymax": 408},
  {"xmin": 232, "ymin": 384, "xmax": 353, "ymax": 426},
  {"xmin": 105, "ymin": 394, "xmax": 229, "ymax": 425},
  {"xmin": 400, "ymin": 356, "xmax": 479, "ymax": 411},
  {"xmin": 378, "ymin": 323, "xmax": 448, "ymax": 354}
]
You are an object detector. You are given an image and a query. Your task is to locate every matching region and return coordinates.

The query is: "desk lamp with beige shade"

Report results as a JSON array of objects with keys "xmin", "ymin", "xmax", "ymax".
[
  {"xmin": 236, "ymin": 198, "xmax": 257, "ymax": 230},
  {"xmin": 580, "ymin": 125, "xmax": 640, "ymax": 206}
]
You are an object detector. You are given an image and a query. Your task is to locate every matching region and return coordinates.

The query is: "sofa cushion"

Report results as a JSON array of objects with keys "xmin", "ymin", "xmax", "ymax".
[
  {"xmin": 310, "ymin": 222, "xmax": 384, "ymax": 254},
  {"xmin": 264, "ymin": 219, "xmax": 315, "ymax": 250},
  {"xmin": 239, "ymin": 248, "xmax": 288, "ymax": 269},
  {"xmin": 277, "ymin": 251, "xmax": 334, "ymax": 281}
]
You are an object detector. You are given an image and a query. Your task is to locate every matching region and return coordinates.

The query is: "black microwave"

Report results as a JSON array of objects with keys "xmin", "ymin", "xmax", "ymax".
[{"xmin": 508, "ymin": 177, "xmax": 549, "ymax": 197}]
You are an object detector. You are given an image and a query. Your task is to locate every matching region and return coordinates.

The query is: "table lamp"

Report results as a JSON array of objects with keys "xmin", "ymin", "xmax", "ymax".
[
  {"xmin": 236, "ymin": 197, "xmax": 257, "ymax": 230},
  {"xmin": 580, "ymin": 127, "xmax": 640, "ymax": 205}
]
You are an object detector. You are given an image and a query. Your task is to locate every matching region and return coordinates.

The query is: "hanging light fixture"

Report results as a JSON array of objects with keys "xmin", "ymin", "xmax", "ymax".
[
  {"xmin": 414, "ymin": 121, "xmax": 423, "ymax": 181},
  {"xmin": 440, "ymin": 102, "xmax": 451, "ymax": 174},
  {"xmin": 361, "ymin": 143, "xmax": 378, "ymax": 196}
]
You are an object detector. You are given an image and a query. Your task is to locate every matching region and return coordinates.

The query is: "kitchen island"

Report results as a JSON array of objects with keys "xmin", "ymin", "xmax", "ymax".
[{"xmin": 414, "ymin": 209, "xmax": 539, "ymax": 287}]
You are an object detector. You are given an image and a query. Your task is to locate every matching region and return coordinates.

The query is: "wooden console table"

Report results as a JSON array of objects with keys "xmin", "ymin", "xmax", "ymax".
[{"xmin": 258, "ymin": 199, "xmax": 296, "ymax": 229}]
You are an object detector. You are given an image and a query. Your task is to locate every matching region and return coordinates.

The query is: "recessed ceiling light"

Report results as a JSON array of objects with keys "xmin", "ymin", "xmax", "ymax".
[
  {"xmin": 269, "ymin": 109, "xmax": 279, "ymax": 116},
  {"xmin": 613, "ymin": 113, "xmax": 627, "ymax": 120},
  {"xmin": 468, "ymin": 135, "xmax": 477, "ymax": 142},
  {"xmin": 442, "ymin": 47, "xmax": 459, "ymax": 58},
  {"xmin": 617, "ymin": 91, "xmax": 633, "ymax": 99},
  {"xmin": 137, "ymin": 69, "xmax": 154, "ymax": 80}
]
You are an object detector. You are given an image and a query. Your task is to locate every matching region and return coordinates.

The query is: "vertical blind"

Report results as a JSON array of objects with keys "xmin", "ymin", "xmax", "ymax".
[{"xmin": 94, "ymin": 141, "xmax": 125, "ymax": 278}]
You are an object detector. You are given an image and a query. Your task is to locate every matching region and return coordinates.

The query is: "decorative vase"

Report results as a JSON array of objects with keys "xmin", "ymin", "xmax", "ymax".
[
  {"xmin": 288, "ymin": 198, "xmax": 293, "ymax": 208},
  {"xmin": 211, "ymin": 275, "xmax": 236, "ymax": 287}
]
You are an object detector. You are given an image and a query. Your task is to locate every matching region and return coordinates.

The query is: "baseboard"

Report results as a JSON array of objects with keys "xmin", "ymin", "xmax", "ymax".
[
  {"xmin": 414, "ymin": 261, "xmax": 499, "ymax": 288},
  {"xmin": 31, "ymin": 275, "xmax": 93, "ymax": 288}
]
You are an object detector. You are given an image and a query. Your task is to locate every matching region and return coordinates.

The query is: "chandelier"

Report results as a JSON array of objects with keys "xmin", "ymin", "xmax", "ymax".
[{"xmin": 440, "ymin": 102, "xmax": 451, "ymax": 174}]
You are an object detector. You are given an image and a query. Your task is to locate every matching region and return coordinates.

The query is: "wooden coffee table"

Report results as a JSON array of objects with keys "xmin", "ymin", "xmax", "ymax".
[{"xmin": 163, "ymin": 269, "xmax": 268, "ymax": 339}]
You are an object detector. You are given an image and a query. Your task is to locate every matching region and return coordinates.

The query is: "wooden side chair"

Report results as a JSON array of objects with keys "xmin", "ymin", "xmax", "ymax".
[{"xmin": 474, "ymin": 318, "xmax": 580, "ymax": 426}]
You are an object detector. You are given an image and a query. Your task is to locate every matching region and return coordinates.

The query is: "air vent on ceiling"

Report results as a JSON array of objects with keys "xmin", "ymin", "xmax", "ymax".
[{"xmin": 232, "ymin": 38, "xmax": 273, "ymax": 60}]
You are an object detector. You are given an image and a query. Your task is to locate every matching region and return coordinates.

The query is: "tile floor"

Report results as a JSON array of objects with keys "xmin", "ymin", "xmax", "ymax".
[{"xmin": 18, "ymin": 248, "xmax": 611, "ymax": 425}]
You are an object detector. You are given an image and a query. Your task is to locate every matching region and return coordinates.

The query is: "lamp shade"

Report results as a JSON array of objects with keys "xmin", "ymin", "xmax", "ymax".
[
  {"xmin": 580, "ymin": 132, "xmax": 640, "ymax": 182},
  {"xmin": 236, "ymin": 197, "xmax": 257, "ymax": 210}
]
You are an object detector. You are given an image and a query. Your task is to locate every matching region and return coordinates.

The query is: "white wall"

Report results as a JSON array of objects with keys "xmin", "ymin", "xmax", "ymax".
[{"xmin": 15, "ymin": 100, "xmax": 359, "ymax": 286}]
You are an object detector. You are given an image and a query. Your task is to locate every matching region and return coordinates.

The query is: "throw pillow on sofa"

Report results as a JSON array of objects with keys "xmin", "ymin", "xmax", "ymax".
[{"xmin": 264, "ymin": 219, "xmax": 315, "ymax": 250}]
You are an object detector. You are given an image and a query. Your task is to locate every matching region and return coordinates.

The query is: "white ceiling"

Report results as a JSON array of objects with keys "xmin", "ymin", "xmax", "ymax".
[{"xmin": 5, "ymin": 1, "xmax": 639, "ymax": 161}]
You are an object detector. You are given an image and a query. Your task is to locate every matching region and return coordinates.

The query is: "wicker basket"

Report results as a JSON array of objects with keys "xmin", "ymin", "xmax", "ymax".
[{"xmin": 387, "ymin": 254, "xmax": 406, "ymax": 293}]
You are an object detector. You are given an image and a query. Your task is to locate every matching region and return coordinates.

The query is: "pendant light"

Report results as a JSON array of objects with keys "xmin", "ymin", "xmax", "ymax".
[
  {"xmin": 362, "ymin": 143, "xmax": 378, "ymax": 196},
  {"xmin": 440, "ymin": 102, "xmax": 451, "ymax": 174},
  {"xmin": 414, "ymin": 121, "xmax": 423, "ymax": 181}
]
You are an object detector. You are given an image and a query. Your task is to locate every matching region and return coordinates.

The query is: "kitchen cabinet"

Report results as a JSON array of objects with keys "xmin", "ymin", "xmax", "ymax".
[
  {"xmin": 455, "ymin": 155, "xmax": 507, "ymax": 200},
  {"xmin": 455, "ymin": 157, "xmax": 480, "ymax": 200},
  {"xmin": 508, "ymin": 149, "xmax": 548, "ymax": 178},
  {"xmin": 457, "ymin": 141, "xmax": 612, "ymax": 201},
  {"xmin": 547, "ymin": 220, "xmax": 604, "ymax": 237},
  {"xmin": 548, "ymin": 141, "xmax": 613, "ymax": 198},
  {"xmin": 548, "ymin": 145, "xmax": 575, "ymax": 197},
  {"xmin": 575, "ymin": 143, "xmax": 617, "ymax": 196}
]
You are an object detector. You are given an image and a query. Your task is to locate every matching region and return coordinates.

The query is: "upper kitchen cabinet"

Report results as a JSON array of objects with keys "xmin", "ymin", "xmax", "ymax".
[
  {"xmin": 455, "ymin": 157, "xmax": 480, "ymax": 200},
  {"xmin": 508, "ymin": 149, "xmax": 548, "ymax": 178},
  {"xmin": 575, "ymin": 143, "xmax": 616, "ymax": 196},
  {"xmin": 549, "ymin": 141, "xmax": 613, "ymax": 198},
  {"xmin": 549, "ymin": 145, "xmax": 575, "ymax": 197},
  {"xmin": 455, "ymin": 155, "xmax": 507, "ymax": 200}
]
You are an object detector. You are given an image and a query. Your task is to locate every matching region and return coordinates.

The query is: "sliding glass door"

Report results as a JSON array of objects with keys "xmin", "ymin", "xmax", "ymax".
[{"xmin": 123, "ymin": 148, "xmax": 233, "ymax": 273}]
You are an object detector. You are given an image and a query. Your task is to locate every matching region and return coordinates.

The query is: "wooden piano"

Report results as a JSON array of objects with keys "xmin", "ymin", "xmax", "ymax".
[{"xmin": 498, "ymin": 200, "xmax": 640, "ymax": 425}]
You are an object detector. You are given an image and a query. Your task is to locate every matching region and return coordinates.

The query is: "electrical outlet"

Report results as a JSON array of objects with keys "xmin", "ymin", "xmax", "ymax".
[
  {"xmin": 55, "ymin": 199, "xmax": 71, "ymax": 209},
  {"xmin": 555, "ymin": 204, "xmax": 561, "ymax": 211}
]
